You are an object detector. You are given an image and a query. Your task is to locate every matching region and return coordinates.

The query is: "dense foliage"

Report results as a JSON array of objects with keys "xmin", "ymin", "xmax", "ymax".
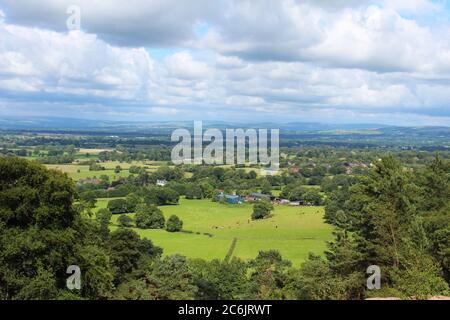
[{"xmin": 0, "ymin": 150, "xmax": 448, "ymax": 300}]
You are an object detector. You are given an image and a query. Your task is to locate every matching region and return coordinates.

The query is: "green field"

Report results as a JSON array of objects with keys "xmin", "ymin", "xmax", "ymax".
[
  {"xmin": 45, "ymin": 164, "xmax": 130, "ymax": 181},
  {"xmin": 99, "ymin": 198, "xmax": 334, "ymax": 266},
  {"xmin": 45, "ymin": 160, "xmax": 171, "ymax": 181}
]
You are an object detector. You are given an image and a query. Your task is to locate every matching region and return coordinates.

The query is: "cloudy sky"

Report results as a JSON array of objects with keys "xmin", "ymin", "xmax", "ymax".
[{"xmin": 0, "ymin": 0, "xmax": 449, "ymax": 125}]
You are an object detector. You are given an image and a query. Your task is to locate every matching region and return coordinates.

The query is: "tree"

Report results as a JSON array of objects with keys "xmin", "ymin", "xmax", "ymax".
[
  {"xmin": 289, "ymin": 186, "xmax": 308, "ymax": 201},
  {"xmin": 129, "ymin": 165, "xmax": 145, "ymax": 175},
  {"xmin": 145, "ymin": 255, "xmax": 198, "ymax": 299},
  {"xmin": 295, "ymin": 254, "xmax": 350, "ymax": 300},
  {"xmin": 14, "ymin": 266, "xmax": 59, "ymax": 300},
  {"xmin": 154, "ymin": 166, "xmax": 184, "ymax": 181},
  {"xmin": 145, "ymin": 186, "xmax": 180, "ymax": 206},
  {"xmin": 117, "ymin": 214, "xmax": 134, "ymax": 228},
  {"xmin": 320, "ymin": 155, "xmax": 450, "ymax": 298},
  {"xmin": 108, "ymin": 228, "xmax": 143, "ymax": 284},
  {"xmin": 135, "ymin": 204, "xmax": 165, "ymax": 229},
  {"xmin": 260, "ymin": 180, "xmax": 272, "ymax": 195},
  {"xmin": 0, "ymin": 158, "xmax": 112, "ymax": 300},
  {"xmin": 76, "ymin": 244, "xmax": 114, "ymax": 299},
  {"xmin": 199, "ymin": 181, "xmax": 214, "ymax": 198},
  {"xmin": 249, "ymin": 250, "xmax": 292, "ymax": 299},
  {"xmin": 185, "ymin": 184, "xmax": 203, "ymax": 199},
  {"xmin": 303, "ymin": 189, "xmax": 323, "ymax": 206},
  {"xmin": 0, "ymin": 157, "xmax": 77, "ymax": 228},
  {"xmin": 80, "ymin": 191, "xmax": 97, "ymax": 208},
  {"xmin": 166, "ymin": 215, "xmax": 183, "ymax": 232},
  {"xmin": 191, "ymin": 258, "xmax": 250, "ymax": 300},
  {"xmin": 251, "ymin": 200, "xmax": 274, "ymax": 220},
  {"xmin": 390, "ymin": 240, "xmax": 449, "ymax": 299},
  {"xmin": 125, "ymin": 193, "xmax": 141, "ymax": 212},
  {"xmin": 248, "ymin": 171, "xmax": 257, "ymax": 179},
  {"xmin": 419, "ymin": 156, "xmax": 450, "ymax": 281},
  {"xmin": 96, "ymin": 208, "xmax": 112, "ymax": 239},
  {"xmin": 107, "ymin": 198, "xmax": 134, "ymax": 214}
]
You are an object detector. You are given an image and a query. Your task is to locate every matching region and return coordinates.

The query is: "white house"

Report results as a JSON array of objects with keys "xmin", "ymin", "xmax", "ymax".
[{"xmin": 156, "ymin": 179, "xmax": 168, "ymax": 187}]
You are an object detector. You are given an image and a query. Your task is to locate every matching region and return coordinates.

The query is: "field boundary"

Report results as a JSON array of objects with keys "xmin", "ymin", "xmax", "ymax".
[{"xmin": 224, "ymin": 237, "xmax": 238, "ymax": 262}]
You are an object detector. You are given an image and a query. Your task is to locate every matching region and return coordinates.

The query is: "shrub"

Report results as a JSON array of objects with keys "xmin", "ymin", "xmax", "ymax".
[
  {"xmin": 251, "ymin": 200, "xmax": 274, "ymax": 220},
  {"xmin": 166, "ymin": 215, "xmax": 183, "ymax": 232},
  {"xmin": 117, "ymin": 214, "xmax": 134, "ymax": 228}
]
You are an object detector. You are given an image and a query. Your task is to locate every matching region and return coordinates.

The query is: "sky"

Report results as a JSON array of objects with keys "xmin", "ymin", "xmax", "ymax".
[{"xmin": 0, "ymin": 0, "xmax": 449, "ymax": 126}]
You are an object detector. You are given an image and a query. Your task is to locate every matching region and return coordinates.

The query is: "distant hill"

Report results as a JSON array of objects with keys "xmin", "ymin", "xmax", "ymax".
[
  {"xmin": 0, "ymin": 116, "xmax": 395, "ymax": 131},
  {"xmin": 0, "ymin": 117, "xmax": 448, "ymax": 149}
]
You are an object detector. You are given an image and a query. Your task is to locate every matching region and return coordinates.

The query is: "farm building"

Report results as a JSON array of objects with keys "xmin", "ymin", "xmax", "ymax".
[
  {"xmin": 246, "ymin": 192, "xmax": 271, "ymax": 202},
  {"xmin": 273, "ymin": 198, "xmax": 290, "ymax": 205},
  {"xmin": 216, "ymin": 192, "xmax": 244, "ymax": 204},
  {"xmin": 289, "ymin": 200, "xmax": 309, "ymax": 206}
]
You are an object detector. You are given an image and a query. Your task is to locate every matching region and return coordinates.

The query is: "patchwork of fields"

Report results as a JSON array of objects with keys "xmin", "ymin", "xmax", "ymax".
[
  {"xmin": 97, "ymin": 198, "xmax": 334, "ymax": 266},
  {"xmin": 43, "ymin": 151, "xmax": 334, "ymax": 266}
]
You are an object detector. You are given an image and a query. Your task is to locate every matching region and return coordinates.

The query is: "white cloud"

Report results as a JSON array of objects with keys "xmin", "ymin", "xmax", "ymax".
[
  {"xmin": 216, "ymin": 55, "xmax": 247, "ymax": 69},
  {"xmin": 202, "ymin": 1, "xmax": 450, "ymax": 75},
  {"xmin": 0, "ymin": 78, "xmax": 41, "ymax": 92},
  {"xmin": 0, "ymin": 0, "xmax": 449, "ymax": 125},
  {"xmin": 164, "ymin": 52, "xmax": 211, "ymax": 80},
  {"xmin": 0, "ymin": 21, "xmax": 155, "ymax": 101},
  {"xmin": 0, "ymin": 0, "xmax": 216, "ymax": 46}
]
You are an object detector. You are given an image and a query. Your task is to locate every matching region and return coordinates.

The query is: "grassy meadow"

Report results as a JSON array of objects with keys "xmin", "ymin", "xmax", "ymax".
[{"xmin": 97, "ymin": 198, "xmax": 334, "ymax": 266}]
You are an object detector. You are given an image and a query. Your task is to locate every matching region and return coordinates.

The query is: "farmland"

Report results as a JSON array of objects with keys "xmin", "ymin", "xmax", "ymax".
[
  {"xmin": 97, "ymin": 198, "xmax": 334, "ymax": 266},
  {"xmin": 2, "ymin": 125, "xmax": 449, "ymax": 300}
]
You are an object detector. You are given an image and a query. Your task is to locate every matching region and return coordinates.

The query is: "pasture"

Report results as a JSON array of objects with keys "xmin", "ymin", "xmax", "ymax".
[{"xmin": 101, "ymin": 198, "xmax": 334, "ymax": 266}]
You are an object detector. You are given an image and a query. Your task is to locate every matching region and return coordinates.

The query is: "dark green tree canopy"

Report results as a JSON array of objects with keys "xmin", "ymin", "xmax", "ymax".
[
  {"xmin": 135, "ymin": 204, "xmax": 165, "ymax": 229},
  {"xmin": 0, "ymin": 157, "xmax": 77, "ymax": 229}
]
